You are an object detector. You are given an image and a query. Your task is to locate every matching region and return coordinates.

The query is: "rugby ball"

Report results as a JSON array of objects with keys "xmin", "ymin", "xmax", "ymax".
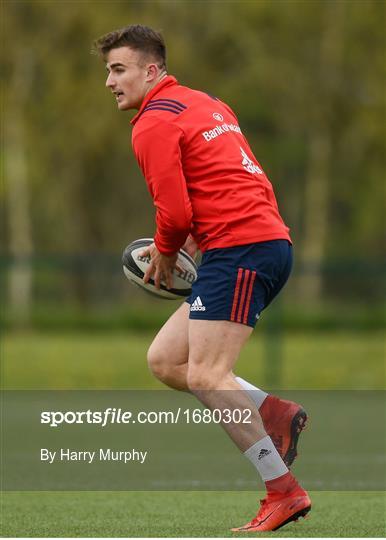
[{"xmin": 122, "ymin": 238, "xmax": 197, "ymax": 300}]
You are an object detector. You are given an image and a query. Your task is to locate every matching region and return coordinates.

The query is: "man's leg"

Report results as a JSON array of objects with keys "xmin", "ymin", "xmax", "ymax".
[
  {"xmin": 147, "ymin": 302, "xmax": 190, "ymax": 391},
  {"xmin": 147, "ymin": 303, "xmax": 268, "ymax": 404},
  {"xmin": 186, "ymin": 319, "xmax": 311, "ymax": 532},
  {"xmin": 147, "ymin": 302, "xmax": 306, "ymax": 466},
  {"xmin": 147, "ymin": 303, "xmax": 268, "ymax": 398},
  {"xmin": 186, "ymin": 319, "xmax": 269, "ymax": 449}
]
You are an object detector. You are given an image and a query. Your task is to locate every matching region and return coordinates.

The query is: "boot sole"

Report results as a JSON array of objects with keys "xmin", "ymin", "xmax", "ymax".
[
  {"xmin": 273, "ymin": 504, "xmax": 311, "ymax": 531},
  {"xmin": 283, "ymin": 408, "xmax": 308, "ymax": 467}
]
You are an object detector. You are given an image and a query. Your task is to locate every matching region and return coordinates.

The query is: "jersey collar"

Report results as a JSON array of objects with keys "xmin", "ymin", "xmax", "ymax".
[{"xmin": 131, "ymin": 75, "xmax": 178, "ymax": 125}]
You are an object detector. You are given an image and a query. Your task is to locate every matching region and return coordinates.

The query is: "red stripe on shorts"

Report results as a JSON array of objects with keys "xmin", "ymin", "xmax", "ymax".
[
  {"xmin": 243, "ymin": 270, "xmax": 257, "ymax": 324},
  {"xmin": 237, "ymin": 269, "xmax": 251, "ymax": 323},
  {"xmin": 230, "ymin": 268, "xmax": 244, "ymax": 321}
]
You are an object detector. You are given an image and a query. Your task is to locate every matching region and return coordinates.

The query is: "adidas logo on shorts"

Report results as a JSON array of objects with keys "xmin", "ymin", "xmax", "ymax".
[{"xmin": 190, "ymin": 296, "xmax": 206, "ymax": 311}]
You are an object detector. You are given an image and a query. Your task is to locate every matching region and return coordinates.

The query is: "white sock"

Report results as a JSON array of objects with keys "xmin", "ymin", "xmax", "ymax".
[
  {"xmin": 235, "ymin": 376, "xmax": 268, "ymax": 409},
  {"xmin": 238, "ymin": 379, "xmax": 286, "ymax": 482},
  {"xmin": 244, "ymin": 435, "xmax": 288, "ymax": 481}
]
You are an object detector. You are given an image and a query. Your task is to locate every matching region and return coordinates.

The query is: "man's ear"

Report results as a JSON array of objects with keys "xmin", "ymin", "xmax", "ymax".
[{"xmin": 146, "ymin": 63, "xmax": 159, "ymax": 82}]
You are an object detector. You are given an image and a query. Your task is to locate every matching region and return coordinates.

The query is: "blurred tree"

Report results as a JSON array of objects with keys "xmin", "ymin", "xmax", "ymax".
[
  {"xmin": 301, "ymin": 0, "xmax": 346, "ymax": 304},
  {"xmin": 1, "ymin": 0, "xmax": 384, "ymax": 311},
  {"xmin": 4, "ymin": 45, "xmax": 34, "ymax": 322}
]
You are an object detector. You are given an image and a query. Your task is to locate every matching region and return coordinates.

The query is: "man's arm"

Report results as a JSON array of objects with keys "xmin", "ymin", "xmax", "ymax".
[
  {"xmin": 132, "ymin": 116, "xmax": 193, "ymax": 288},
  {"xmin": 132, "ymin": 117, "xmax": 193, "ymax": 256}
]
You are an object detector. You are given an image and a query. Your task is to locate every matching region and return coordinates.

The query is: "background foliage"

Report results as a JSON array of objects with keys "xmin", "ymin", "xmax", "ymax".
[
  {"xmin": 1, "ymin": 0, "xmax": 385, "ymax": 334},
  {"xmin": 1, "ymin": 7, "xmax": 385, "ymax": 538}
]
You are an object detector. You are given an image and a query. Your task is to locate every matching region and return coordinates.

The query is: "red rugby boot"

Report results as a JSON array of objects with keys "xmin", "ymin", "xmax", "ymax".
[
  {"xmin": 259, "ymin": 395, "xmax": 308, "ymax": 467},
  {"xmin": 231, "ymin": 487, "xmax": 311, "ymax": 532}
]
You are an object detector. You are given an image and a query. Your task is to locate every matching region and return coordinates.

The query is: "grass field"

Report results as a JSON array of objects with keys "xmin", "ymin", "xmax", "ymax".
[
  {"xmin": 1, "ymin": 330, "xmax": 385, "ymax": 537},
  {"xmin": 1, "ymin": 330, "xmax": 385, "ymax": 389},
  {"xmin": 1, "ymin": 491, "xmax": 385, "ymax": 537}
]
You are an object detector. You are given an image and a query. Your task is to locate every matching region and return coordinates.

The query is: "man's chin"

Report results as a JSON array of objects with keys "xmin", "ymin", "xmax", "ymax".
[{"xmin": 117, "ymin": 101, "xmax": 131, "ymax": 111}]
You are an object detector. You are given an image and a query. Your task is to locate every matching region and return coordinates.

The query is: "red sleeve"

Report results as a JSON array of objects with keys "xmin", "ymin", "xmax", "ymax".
[{"xmin": 132, "ymin": 117, "xmax": 193, "ymax": 256}]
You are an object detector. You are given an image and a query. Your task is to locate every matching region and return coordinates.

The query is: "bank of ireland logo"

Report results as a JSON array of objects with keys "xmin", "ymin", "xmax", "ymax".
[{"xmin": 213, "ymin": 112, "xmax": 224, "ymax": 122}]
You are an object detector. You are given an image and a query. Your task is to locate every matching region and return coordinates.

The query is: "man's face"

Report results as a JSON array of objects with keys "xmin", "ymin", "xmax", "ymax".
[{"xmin": 105, "ymin": 47, "xmax": 149, "ymax": 111}]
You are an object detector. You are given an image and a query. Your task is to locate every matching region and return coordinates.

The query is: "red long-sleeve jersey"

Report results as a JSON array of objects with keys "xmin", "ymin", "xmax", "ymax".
[{"xmin": 131, "ymin": 76, "xmax": 291, "ymax": 256}]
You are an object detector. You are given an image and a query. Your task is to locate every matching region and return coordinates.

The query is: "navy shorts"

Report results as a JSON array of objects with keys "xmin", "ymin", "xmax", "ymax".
[{"xmin": 186, "ymin": 240, "xmax": 292, "ymax": 328}]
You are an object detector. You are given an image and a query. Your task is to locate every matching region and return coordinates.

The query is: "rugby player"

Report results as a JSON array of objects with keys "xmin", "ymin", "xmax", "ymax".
[{"xmin": 94, "ymin": 24, "xmax": 311, "ymax": 532}]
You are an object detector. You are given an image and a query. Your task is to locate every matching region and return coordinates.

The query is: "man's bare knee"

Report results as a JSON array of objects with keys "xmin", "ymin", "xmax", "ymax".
[
  {"xmin": 147, "ymin": 345, "xmax": 170, "ymax": 382},
  {"xmin": 147, "ymin": 343, "xmax": 189, "ymax": 391}
]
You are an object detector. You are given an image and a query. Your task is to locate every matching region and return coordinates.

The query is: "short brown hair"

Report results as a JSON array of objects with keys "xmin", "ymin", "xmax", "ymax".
[{"xmin": 93, "ymin": 24, "xmax": 166, "ymax": 69}]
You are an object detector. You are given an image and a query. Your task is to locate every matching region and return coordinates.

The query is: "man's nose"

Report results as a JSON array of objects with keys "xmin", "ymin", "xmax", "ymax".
[{"xmin": 106, "ymin": 72, "xmax": 115, "ymax": 88}]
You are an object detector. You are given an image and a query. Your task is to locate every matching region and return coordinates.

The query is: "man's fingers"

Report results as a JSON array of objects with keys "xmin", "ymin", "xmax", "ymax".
[
  {"xmin": 139, "ymin": 247, "xmax": 151, "ymax": 257},
  {"xmin": 165, "ymin": 269, "xmax": 174, "ymax": 290},
  {"xmin": 154, "ymin": 267, "xmax": 162, "ymax": 289},
  {"xmin": 143, "ymin": 261, "xmax": 155, "ymax": 284},
  {"xmin": 142, "ymin": 247, "xmax": 177, "ymax": 290}
]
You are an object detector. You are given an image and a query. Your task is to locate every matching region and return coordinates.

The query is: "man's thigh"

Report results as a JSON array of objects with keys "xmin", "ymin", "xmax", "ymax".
[
  {"xmin": 188, "ymin": 319, "xmax": 252, "ymax": 378},
  {"xmin": 148, "ymin": 301, "xmax": 190, "ymax": 367}
]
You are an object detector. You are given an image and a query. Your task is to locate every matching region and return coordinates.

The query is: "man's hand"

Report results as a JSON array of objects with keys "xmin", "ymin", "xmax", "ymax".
[
  {"xmin": 182, "ymin": 234, "xmax": 198, "ymax": 259},
  {"xmin": 141, "ymin": 243, "xmax": 178, "ymax": 290}
]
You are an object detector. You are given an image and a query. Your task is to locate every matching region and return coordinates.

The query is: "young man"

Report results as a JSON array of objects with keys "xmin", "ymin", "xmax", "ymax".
[{"xmin": 94, "ymin": 24, "xmax": 311, "ymax": 532}]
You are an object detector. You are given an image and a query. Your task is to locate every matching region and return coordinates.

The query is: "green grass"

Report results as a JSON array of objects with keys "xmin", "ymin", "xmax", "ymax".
[
  {"xmin": 1, "ymin": 331, "xmax": 384, "ymax": 537},
  {"xmin": 1, "ymin": 491, "xmax": 385, "ymax": 537},
  {"xmin": 1, "ymin": 330, "xmax": 385, "ymax": 389}
]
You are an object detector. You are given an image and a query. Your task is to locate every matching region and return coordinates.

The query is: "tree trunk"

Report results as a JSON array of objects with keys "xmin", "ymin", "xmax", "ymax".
[
  {"xmin": 301, "ymin": 2, "xmax": 345, "ymax": 305},
  {"xmin": 5, "ymin": 51, "xmax": 34, "ymax": 324},
  {"xmin": 301, "ymin": 131, "xmax": 331, "ymax": 303}
]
